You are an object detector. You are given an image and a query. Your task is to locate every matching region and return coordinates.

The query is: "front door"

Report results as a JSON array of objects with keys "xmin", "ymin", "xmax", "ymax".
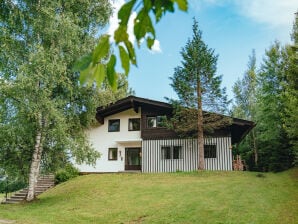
[{"xmin": 125, "ymin": 148, "xmax": 142, "ymax": 170}]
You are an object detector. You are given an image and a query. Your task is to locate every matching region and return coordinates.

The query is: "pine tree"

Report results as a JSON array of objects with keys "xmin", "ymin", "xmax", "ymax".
[{"xmin": 169, "ymin": 19, "xmax": 230, "ymax": 170}]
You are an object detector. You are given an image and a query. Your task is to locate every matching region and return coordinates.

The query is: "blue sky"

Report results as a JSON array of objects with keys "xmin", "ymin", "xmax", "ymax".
[{"xmin": 109, "ymin": 0, "xmax": 298, "ymax": 102}]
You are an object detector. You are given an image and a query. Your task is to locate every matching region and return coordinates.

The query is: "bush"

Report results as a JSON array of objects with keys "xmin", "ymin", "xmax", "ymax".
[
  {"xmin": 55, "ymin": 164, "xmax": 79, "ymax": 184},
  {"xmin": 0, "ymin": 178, "xmax": 27, "ymax": 193}
]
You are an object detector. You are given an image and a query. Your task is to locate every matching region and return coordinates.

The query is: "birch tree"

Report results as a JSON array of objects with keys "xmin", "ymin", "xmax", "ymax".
[{"xmin": 0, "ymin": 0, "xmax": 111, "ymax": 201}]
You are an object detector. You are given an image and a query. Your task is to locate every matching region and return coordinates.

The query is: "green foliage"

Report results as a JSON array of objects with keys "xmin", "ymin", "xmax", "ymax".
[
  {"xmin": 0, "ymin": 176, "xmax": 27, "ymax": 194},
  {"xmin": 232, "ymin": 50, "xmax": 258, "ymax": 170},
  {"xmin": 55, "ymin": 164, "xmax": 79, "ymax": 184},
  {"xmin": 232, "ymin": 14, "xmax": 298, "ymax": 172},
  {"xmin": 282, "ymin": 13, "xmax": 298, "ymax": 163},
  {"xmin": 232, "ymin": 42, "xmax": 296, "ymax": 172},
  {"xmin": 256, "ymin": 42, "xmax": 295, "ymax": 172},
  {"xmin": 0, "ymin": 0, "xmax": 112, "ymax": 177},
  {"xmin": 75, "ymin": 0, "xmax": 188, "ymax": 88}
]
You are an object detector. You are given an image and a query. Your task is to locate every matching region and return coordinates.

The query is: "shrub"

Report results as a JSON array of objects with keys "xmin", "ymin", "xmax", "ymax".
[
  {"xmin": 55, "ymin": 164, "xmax": 79, "ymax": 184},
  {"xmin": 0, "ymin": 177, "xmax": 27, "ymax": 193}
]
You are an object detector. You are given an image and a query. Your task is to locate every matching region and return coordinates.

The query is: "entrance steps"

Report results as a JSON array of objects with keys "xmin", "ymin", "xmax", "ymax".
[{"xmin": 1, "ymin": 174, "xmax": 55, "ymax": 204}]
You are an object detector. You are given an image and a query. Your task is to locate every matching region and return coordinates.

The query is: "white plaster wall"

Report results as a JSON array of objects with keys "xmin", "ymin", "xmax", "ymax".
[{"xmin": 76, "ymin": 108, "xmax": 141, "ymax": 172}]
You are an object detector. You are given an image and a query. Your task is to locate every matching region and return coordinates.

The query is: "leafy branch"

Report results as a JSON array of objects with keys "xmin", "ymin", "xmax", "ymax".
[{"xmin": 73, "ymin": 0, "xmax": 188, "ymax": 89}]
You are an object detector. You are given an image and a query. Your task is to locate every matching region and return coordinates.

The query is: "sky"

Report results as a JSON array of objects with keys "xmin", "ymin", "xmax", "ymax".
[{"xmin": 108, "ymin": 0, "xmax": 298, "ymax": 102}]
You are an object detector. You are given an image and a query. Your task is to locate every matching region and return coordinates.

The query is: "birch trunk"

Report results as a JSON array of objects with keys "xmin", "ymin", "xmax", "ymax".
[
  {"xmin": 197, "ymin": 81, "xmax": 205, "ymax": 170},
  {"xmin": 26, "ymin": 114, "xmax": 43, "ymax": 201}
]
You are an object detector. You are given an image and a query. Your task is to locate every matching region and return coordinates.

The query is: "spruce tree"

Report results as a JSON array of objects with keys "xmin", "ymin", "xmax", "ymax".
[{"xmin": 169, "ymin": 19, "xmax": 230, "ymax": 170}]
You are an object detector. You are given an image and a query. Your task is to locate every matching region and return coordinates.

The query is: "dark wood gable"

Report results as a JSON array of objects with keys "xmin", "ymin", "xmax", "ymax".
[{"xmin": 96, "ymin": 96, "xmax": 255, "ymax": 144}]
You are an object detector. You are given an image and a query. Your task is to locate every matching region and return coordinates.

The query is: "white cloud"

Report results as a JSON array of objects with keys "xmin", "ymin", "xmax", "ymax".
[
  {"xmin": 235, "ymin": 0, "xmax": 298, "ymax": 28},
  {"xmin": 107, "ymin": 0, "xmax": 123, "ymax": 41},
  {"xmin": 190, "ymin": 0, "xmax": 298, "ymax": 28},
  {"xmin": 149, "ymin": 39, "xmax": 162, "ymax": 54}
]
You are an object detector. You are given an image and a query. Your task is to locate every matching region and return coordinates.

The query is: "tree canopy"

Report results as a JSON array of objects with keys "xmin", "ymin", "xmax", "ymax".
[
  {"xmin": 0, "ymin": 0, "xmax": 116, "ymax": 201},
  {"xmin": 231, "ymin": 13, "xmax": 297, "ymax": 171}
]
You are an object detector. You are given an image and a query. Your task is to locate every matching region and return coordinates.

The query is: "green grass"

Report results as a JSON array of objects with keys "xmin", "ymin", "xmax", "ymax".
[{"xmin": 0, "ymin": 169, "xmax": 297, "ymax": 224}]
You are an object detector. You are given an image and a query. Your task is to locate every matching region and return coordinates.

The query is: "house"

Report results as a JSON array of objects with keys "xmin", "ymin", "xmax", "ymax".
[{"xmin": 77, "ymin": 96, "xmax": 254, "ymax": 173}]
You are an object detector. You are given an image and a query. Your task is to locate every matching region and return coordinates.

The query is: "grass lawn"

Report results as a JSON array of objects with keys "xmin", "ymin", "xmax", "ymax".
[{"xmin": 0, "ymin": 168, "xmax": 297, "ymax": 224}]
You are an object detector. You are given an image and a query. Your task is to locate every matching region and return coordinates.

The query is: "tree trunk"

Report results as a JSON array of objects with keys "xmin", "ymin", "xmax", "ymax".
[
  {"xmin": 252, "ymin": 129, "xmax": 258, "ymax": 166},
  {"xmin": 26, "ymin": 114, "xmax": 43, "ymax": 202},
  {"xmin": 197, "ymin": 81, "xmax": 204, "ymax": 170}
]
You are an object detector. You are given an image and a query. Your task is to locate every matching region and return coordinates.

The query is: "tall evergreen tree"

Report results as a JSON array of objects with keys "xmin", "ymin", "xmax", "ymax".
[
  {"xmin": 256, "ymin": 42, "xmax": 294, "ymax": 171},
  {"xmin": 282, "ymin": 12, "xmax": 298, "ymax": 163},
  {"xmin": 0, "ymin": 0, "xmax": 112, "ymax": 201},
  {"xmin": 169, "ymin": 19, "xmax": 230, "ymax": 170},
  {"xmin": 232, "ymin": 50, "xmax": 258, "ymax": 169}
]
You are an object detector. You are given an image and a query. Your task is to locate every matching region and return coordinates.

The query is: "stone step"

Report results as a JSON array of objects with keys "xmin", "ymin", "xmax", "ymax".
[
  {"xmin": 4, "ymin": 200, "xmax": 23, "ymax": 204},
  {"xmin": 5, "ymin": 197, "xmax": 25, "ymax": 202},
  {"xmin": 10, "ymin": 195, "xmax": 26, "ymax": 199},
  {"xmin": 14, "ymin": 192, "xmax": 27, "ymax": 196}
]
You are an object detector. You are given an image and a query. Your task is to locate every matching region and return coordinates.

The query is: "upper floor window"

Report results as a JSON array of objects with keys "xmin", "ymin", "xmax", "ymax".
[
  {"xmin": 128, "ymin": 118, "xmax": 140, "ymax": 131},
  {"xmin": 161, "ymin": 146, "xmax": 182, "ymax": 159},
  {"xmin": 204, "ymin": 144, "xmax": 217, "ymax": 158},
  {"xmin": 147, "ymin": 115, "xmax": 166, "ymax": 128},
  {"xmin": 108, "ymin": 119, "xmax": 120, "ymax": 132}
]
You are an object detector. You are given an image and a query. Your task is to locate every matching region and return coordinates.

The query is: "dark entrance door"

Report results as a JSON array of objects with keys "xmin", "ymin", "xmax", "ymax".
[{"xmin": 125, "ymin": 148, "xmax": 141, "ymax": 170}]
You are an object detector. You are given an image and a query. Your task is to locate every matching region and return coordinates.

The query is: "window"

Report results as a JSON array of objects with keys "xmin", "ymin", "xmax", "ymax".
[
  {"xmin": 108, "ymin": 148, "xmax": 118, "ymax": 160},
  {"xmin": 108, "ymin": 119, "xmax": 120, "ymax": 132},
  {"xmin": 173, "ymin": 146, "xmax": 182, "ymax": 159},
  {"xmin": 204, "ymin": 144, "xmax": 217, "ymax": 158},
  {"xmin": 161, "ymin": 146, "xmax": 171, "ymax": 159},
  {"xmin": 147, "ymin": 115, "xmax": 166, "ymax": 128},
  {"xmin": 161, "ymin": 146, "xmax": 182, "ymax": 159},
  {"xmin": 128, "ymin": 118, "xmax": 140, "ymax": 131}
]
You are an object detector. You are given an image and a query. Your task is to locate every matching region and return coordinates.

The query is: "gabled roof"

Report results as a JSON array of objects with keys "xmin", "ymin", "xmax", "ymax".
[
  {"xmin": 96, "ymin": 95, "xmax": 172, "ymax": 123},
  {"xmin": 96, "ymin": 95, "xmax": 255, "ymax": 145}
]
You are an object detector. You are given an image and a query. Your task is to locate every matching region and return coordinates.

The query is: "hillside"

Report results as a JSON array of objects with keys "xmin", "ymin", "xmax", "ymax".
[{"xmin": 0, "ymin": 169, "xmax": 297, "ymax": 224}]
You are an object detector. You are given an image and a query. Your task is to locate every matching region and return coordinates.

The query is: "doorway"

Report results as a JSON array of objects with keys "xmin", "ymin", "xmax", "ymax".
[{"xmin": 125, "ymin": 148, "xmax": 142, "ymax": 170}]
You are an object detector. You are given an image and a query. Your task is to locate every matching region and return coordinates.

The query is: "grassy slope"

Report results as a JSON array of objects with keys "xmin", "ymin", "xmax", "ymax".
[{"xmin": 0, "ymin": 169, "xmax": 297, "ymax": 224}]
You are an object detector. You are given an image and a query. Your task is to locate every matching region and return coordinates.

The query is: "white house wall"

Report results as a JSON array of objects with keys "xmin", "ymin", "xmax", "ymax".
[
  {"xmin": 76, "ymin": 108, "xmax": 141, "ymax": 172},
  {"xmin": 142, "ymin": 137, "xmax": 232, "ymax": 172}
]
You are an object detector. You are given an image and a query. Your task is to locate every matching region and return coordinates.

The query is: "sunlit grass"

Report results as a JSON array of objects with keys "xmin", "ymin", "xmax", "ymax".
[{"xmin": 0, "ymin": 169, "xmax": 297, "ymax": 224}]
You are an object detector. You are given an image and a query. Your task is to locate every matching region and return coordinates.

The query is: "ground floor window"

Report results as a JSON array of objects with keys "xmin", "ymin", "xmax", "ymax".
[
  {"xmin": 108, "ymin": 148, "xmax": 118, "ymax": 160},
  {"xmin": 204, "ymin": 144, "xmax": 217, "ymax": 158},
  {"xmin": 161, "ymin": 146, "xmax": 182, "ymax": 159}
]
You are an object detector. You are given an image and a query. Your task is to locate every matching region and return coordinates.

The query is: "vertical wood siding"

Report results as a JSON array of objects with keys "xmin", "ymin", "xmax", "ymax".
[{"xmin": 142, "ymin": 137, "xmax": 232, "ymax": 172}]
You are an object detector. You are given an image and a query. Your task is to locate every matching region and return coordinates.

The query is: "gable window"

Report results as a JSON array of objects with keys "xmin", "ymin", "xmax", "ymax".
[
  {"xmin": 161, "ymin": 146, "xmax": 182, "ymax": 159},
  {"xmin": 204, "ymin": 144, "xmax": 217, "ymax": 158},
  {"xmin": 108, "ymin": 119, "xmax": 120, "ymax": 132},
  {"xmin": 147, "ymin": 115, "xmax": 166, "ymax": 128},
  {"xmin": 128, "ymin": 118, "xmax": 140, "ymax": 131},
  {"xmin": 108, "ymin": 148, "xmax": 118, "ymax": 160}
]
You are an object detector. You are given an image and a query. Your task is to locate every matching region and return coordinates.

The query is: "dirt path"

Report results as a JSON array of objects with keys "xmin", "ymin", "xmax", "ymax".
[{"xmin": 0, "ymin": 220, "xmax": 15, "ymax": 224}]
